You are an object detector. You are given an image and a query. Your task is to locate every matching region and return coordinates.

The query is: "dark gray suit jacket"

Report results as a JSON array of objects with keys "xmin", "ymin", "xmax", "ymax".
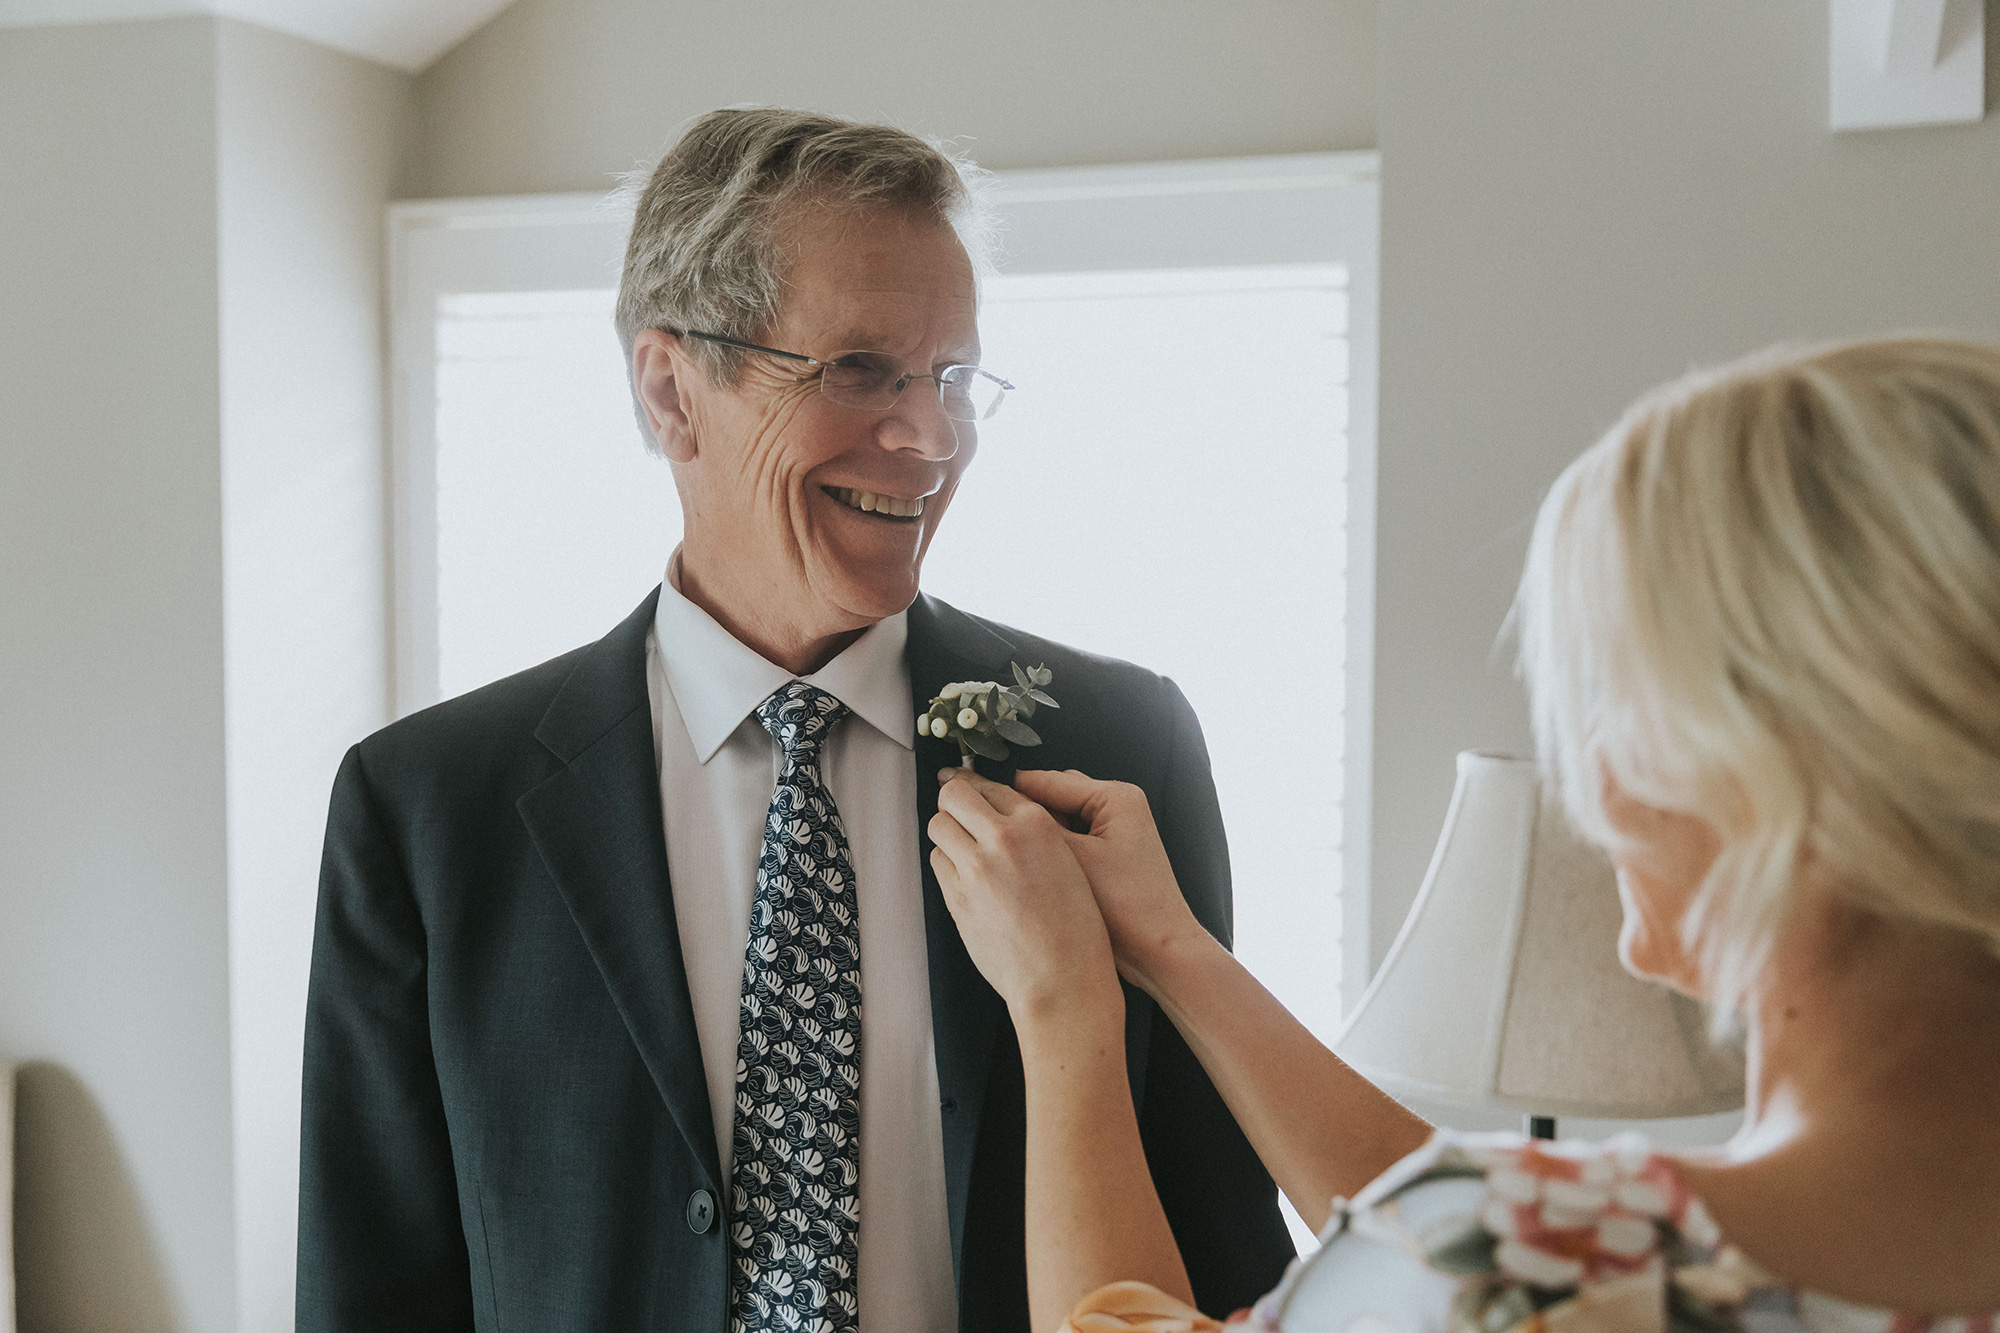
[{"xmin": 298, "ymin": 589, "xmax": 1293, "ymax": 1332}]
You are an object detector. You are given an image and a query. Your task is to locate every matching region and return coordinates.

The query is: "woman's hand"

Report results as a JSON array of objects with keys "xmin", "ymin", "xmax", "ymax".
[
  {"xmin": 1017, "ymin": 769, "xmax": 1434, "ymax": 1232},
  {"xmin": 1009, "ymin": 770, "xmax": 1208, "ymax": 997},
  {"xmin": 933, "ymin": 769, "xmax": 1197, "ymax": 1330},
  {"xmin": 929, "ymin": 768, "xmax": 1123, "ymax": 1023}
]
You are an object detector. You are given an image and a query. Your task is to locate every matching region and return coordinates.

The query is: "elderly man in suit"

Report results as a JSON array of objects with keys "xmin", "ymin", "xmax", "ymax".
[{"xmin": 298, "ymin": 107, "xmax": 1294, "ymax": 1333}]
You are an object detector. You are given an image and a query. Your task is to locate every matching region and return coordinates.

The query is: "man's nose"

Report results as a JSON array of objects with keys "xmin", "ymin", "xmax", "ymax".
[{"xmin": 876, "ymin": 382, "xmax": 962, "ymax": 460}]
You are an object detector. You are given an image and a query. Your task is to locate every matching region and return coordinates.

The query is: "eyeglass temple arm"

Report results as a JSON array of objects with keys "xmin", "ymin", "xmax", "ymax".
[
  {"xmin": 680, "ymin": 330, "xmax": 1011, "ymax": 392},
  {"xmin": 675, "ymin": 330, "xmax": 823, "ymax": 367}
]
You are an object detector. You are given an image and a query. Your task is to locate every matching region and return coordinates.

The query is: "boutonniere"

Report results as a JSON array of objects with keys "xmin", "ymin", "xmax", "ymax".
[{"xmin": 920, "ymin": 662, "xmax": 1059, "ymax": 770}]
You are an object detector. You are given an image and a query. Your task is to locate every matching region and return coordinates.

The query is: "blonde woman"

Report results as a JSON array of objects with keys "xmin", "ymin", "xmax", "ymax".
[{"xmin": 927, "ymin": 336, "xmax": 2000, "ymax": 1332}]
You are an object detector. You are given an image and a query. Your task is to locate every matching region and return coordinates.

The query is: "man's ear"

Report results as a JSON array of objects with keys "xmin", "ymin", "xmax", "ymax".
[{"xmin": 632, "ymin": 329, "xmax": 699, "ymax": 463}]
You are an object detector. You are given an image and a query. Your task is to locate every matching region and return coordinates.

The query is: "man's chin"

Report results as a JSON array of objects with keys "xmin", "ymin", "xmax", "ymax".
[
  {"xmin": 816, "ymin": 561, "xmax": 923, "ymax": 626},
  {"xmin": 848, "ymin": 580, "xmax": 924, "ymax": 624}
]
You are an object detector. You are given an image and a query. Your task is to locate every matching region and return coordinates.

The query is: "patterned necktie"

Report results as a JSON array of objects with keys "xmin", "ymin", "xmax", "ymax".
[{"xmin": 729, "ymin": 682, "xmax": 864, "ymax": 1333}]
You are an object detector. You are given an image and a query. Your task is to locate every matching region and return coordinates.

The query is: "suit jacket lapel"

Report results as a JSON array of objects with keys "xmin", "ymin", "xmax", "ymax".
[
  {"xmin": 517, "ymin": 588, "xmax": 725, "ymax": 1192},
  {"xmin": 906, "ymin": 595, "xmax": 1159, "ymax": 1295},
  {"xmin": 904, "ymin": 593, "xmax": 1017, "ymax": 1287}
]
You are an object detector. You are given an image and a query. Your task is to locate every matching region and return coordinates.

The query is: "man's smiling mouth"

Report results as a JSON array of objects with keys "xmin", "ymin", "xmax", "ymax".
[{"xmin": 823, "ymin": 486, "xmax": 925, "ymax": 521}]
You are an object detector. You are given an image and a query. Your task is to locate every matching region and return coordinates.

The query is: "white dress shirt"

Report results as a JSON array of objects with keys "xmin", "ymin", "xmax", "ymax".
[{"xmin": 645, "ymin": 555, "xmax": 956, "ymax": 1333}]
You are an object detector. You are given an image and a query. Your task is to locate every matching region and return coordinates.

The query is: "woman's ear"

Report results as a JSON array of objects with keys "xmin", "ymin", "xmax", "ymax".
[
  {"xmin": 632, "ymin": 329, "xmax": 698, "ymax": 463},
  {"xmin": 1600, "ymin": 772, "xmax": 1722, "ymax": 996}
]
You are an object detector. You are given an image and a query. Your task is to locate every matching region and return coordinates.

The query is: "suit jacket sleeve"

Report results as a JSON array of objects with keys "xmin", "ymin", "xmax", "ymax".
[
  {"xmin": 1141, "ymin": 678, "xmax": 1297, "ymax": 1314},
  {"xmin": 297, "ymin": 745, "xmax": 476, "ymax": 1332}
]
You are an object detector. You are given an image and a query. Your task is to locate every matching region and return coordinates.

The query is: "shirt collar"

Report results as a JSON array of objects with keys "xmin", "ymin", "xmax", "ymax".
[{"xmin": 654, "ymin": 552, "xmax": 913, "ymax": 764}]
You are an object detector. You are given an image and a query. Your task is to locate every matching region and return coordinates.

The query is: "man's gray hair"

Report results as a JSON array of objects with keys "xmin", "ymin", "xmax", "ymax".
[{"xmin": 614, "ymin": 107, "xmax": 995, "ymax": 387}]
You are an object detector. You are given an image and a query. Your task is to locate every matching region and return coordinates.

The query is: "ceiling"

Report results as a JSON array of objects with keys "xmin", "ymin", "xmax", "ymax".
[{"xmin": 0, "ymin": 0, "xmax": 516, "ymax": 71}]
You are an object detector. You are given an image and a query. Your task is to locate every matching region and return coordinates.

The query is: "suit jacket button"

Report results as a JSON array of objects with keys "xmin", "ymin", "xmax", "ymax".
[{"xmin": 687, "ymin": 1188, "xmax": 717, "ymax": 1234}]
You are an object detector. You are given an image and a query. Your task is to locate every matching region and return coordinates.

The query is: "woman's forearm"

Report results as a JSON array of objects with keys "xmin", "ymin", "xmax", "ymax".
[
  {"xmin": 1014, "ymin": 983, "xmax": 1194, "ymax": 1332},
  {"xmin": 1135, "ymin": 929, "xmax": 1432, "ymax": 1233}
]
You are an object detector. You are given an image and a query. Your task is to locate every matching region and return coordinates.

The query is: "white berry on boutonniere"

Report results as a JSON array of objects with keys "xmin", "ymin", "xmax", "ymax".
[{"xmin": 918, "ymin": 662, "xmax": 1059, "ymax": 771}]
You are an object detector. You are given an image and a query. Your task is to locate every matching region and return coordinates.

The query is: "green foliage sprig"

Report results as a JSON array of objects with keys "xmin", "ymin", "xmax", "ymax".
[{"xmin": 919, "ymin": 662, "xmax": 1059, "ymax": 769}]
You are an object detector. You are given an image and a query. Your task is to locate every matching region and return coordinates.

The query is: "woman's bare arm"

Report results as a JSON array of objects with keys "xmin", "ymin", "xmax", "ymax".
[
  {"xmin": 929, "ymin": 771, "xmax": 1192, "ymax": 1330},
  {"xmin": 1132, "ymin": 923, "xmax": 1430, "ymax": 1231},
  {"xmin": 1013, "ymin": 768, "xmax": 1432, "ymax": 1232},
  {"xmin": 1014, "ymin": 986, "xmax": 1193, "ymax": 1330}
]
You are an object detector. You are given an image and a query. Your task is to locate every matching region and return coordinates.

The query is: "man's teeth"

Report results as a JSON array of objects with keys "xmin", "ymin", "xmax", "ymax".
[{"xmin": 827, "ymin": 487, "xmax": 924, "ymax": 518}]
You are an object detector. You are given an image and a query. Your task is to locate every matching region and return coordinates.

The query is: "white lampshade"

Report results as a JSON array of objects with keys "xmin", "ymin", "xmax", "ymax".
[{"xmin": 1335, "ymin": 752, "xmax": 1743, "ymax": 1120}]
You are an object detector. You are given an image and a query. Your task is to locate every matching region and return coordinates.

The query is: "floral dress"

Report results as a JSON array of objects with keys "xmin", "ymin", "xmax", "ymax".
[{"xmin": 1060, "ymin": 1133, "xmax": 1997, "ymax": 1333}]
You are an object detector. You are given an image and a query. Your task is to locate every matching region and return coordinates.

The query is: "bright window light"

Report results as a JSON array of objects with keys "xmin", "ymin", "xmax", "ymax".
[
  {"xmin": 924, "ymin": 265, "xmax": 1350, "ymax": 1041},
  {"xmin": 431, "ymin": 264, "xmax": 1349, "ymax": 1041},
  {"xmin": 402, "ymin": 154, "xmax": 1374, "ymax": 1263},
  {"xmin": 434, "ymin": 289, "xmax": 681, "ymax": 701}
]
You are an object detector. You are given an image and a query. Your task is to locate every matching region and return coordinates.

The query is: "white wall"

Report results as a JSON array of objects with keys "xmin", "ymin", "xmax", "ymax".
[
  {"xmin": 5, "ymin": 5, "xmax": 1353, "ymax": 1323},
  {"xmin": 217, "ymin": 19, "xmax": 411, "ymax": 1329},
  {"xmin": 410, "ymin": 0, "xmax": 1374, "ymax": 196},
  {"xmin": 0, "ymin": 14, "xmax": 410, "ymax": 1330},
  {"xmin": 1370, "ymin": 1, "xmax": 2000, "ymax": 966},
  {"xmin": 0, "ymin": 18, "xmax": 235, "ymax": 1331}
]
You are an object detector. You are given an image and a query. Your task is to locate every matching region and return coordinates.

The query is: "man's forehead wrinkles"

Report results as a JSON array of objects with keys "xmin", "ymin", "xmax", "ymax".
[
  {"xmin": 806, "ymin": 317, "xmax": 978, "ymax": 361},
  {"xmin": 807, "ymin": 295, "xmax": 970, "ymax": 344},
  {"xmin": 774, "ymin": 230, "xmax": 980, "ymax": 363}
]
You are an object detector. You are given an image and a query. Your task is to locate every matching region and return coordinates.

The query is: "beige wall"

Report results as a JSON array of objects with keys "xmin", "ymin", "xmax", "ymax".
[
  {"xmin": 1369, "ymin": 1, "xmax": 2000, "ymax": 961},
  {"xmin": 217, "ymin": 19, "xmax": 412, "ymax": 1329},
  {"xmin": 411, "ymin": 0, "xmax": 1374, "ymax": 197},
  {"xmin": 0, "ymin": 15, "xmax": 411, "ymax": 1331},
  {"xmin": 0, "ymin": 18, "xmax": 234, "ymax": 1331}
]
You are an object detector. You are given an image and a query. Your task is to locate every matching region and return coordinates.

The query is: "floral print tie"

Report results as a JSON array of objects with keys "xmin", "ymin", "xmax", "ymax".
[{"xmin": 729, "ymin": 682, "xmax": 864, "ymax": 1333}]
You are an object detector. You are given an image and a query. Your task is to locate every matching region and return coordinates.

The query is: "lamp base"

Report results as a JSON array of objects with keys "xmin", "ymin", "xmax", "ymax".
[{"xmin": 1525, "ymin": 1115, "xmax": 1557, "ymax": 1140}]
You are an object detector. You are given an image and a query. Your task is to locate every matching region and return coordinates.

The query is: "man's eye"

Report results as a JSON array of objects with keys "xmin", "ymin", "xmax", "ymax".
[{"xmin": 822, "ymin": 354, "xmax": 895, "ymax": 391}]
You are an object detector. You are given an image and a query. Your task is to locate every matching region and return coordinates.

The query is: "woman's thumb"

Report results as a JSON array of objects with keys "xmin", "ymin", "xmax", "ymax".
[{"xmin": 1011, "ymin": 767, "xmax": 1100, "ymax": 819}]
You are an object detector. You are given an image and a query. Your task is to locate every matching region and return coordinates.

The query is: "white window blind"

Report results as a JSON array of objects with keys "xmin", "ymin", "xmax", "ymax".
[
  {"xmin": 427, "ymin": 267, "xmax": 1350, "ymax": 1040},
  {"xmin": 433, "ymin": 289, "xmax": 678, "ymax": 700},
  {"xmin": 921, "ymin": 264, "xmax": 1350, "ymax": 1046}
]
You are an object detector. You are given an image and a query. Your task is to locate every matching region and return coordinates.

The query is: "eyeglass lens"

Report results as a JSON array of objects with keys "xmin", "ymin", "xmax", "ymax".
[{"xmin": 818, "ymin": 352, "xmax": 1009, "ymax": 422}]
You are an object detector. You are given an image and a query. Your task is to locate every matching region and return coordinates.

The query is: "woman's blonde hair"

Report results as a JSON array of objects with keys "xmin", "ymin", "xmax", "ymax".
[{"xmin": 1515, "ymin": 336, "xmax": 2000, "ymax": 1013}]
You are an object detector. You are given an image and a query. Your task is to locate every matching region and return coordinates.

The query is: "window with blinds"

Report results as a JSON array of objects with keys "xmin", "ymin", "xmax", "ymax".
[
  {"xmin": 923, "ymin": 264, "xmax": 1351, "ymax": 1046},
  {"xmin": 398, "ymin": 157, "xmax": 1378, "ymax": 1255},
  {"xmin": 430, "ymin": 266, "xmax": 1350, "ymax": 1046}
]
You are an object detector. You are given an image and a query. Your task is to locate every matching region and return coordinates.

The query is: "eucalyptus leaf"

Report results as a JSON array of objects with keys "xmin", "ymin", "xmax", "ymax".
[
  {"xmin": 1666, "ymin": 1287, "xmax": 1739, "ymax": 1333},
  {"xmin": 1031, "ymin": 665, "xmax": 1052, "ymax": 686},
  {"xmin": 1027, "ymin": 689, "xmax": 1059, "ymax": 708},
  {"xmin": 994, "ymin": 717, "xmax": 1042, "ymax": 746},
  {"xmin": 1011, "ymin": 662, "xmax": 1031, "ymax": 690},
  {"xmin": 961, "ymin": 729, "xmax": 1009, "ymax": 760},
  {"xmin": 1482, "ymin": 1288, "xmax": 1535, "ymax": 1333},
  {"xmin": 1421, "ymin": 1218, "xmax": 1498, "ymax": 1276}
]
